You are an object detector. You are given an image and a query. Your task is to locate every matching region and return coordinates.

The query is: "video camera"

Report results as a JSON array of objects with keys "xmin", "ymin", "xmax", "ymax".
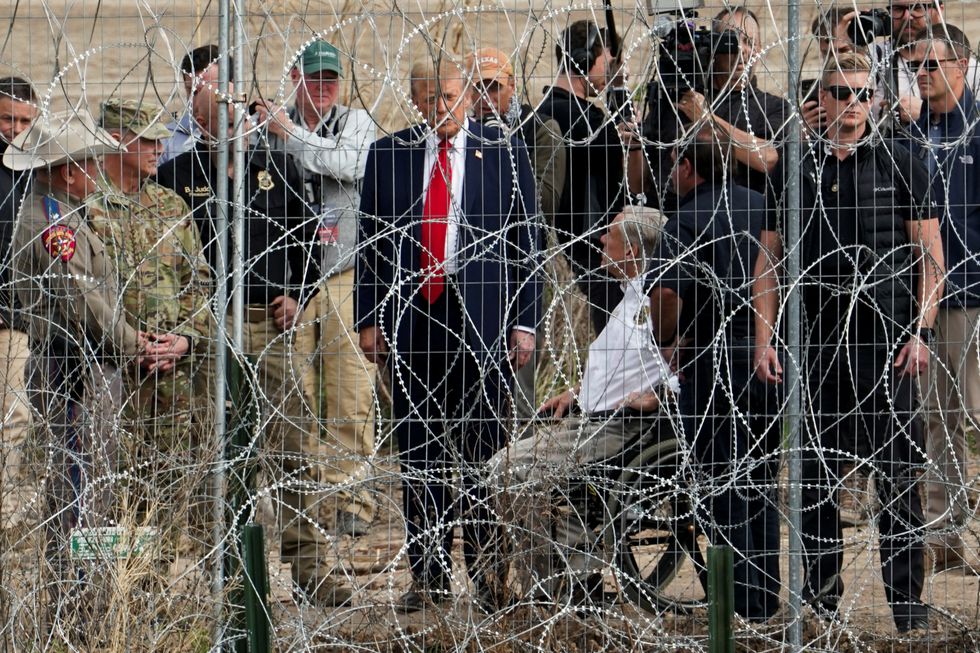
[
  {"xmin": 650, "ymin": 19, "xmax": 742, "ymax": 101},
  {"xmin": 848, "ymin": 8, "xmax": 892, "ymax": 46}
]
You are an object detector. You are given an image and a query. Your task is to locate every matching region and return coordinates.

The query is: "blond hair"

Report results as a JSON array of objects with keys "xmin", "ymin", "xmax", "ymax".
[
  {"xmin": 821, "ymin": 51, "xmax": 872, "ymax": 84},
  {"xmin": 409, "ymin": 57, "xmax": 467, "ymax": 95}
]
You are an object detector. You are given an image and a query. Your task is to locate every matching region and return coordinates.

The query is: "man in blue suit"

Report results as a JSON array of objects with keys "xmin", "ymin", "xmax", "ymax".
[{"xmin": 356, "ymin": 59, "xmax": 541, "ymax": 613}]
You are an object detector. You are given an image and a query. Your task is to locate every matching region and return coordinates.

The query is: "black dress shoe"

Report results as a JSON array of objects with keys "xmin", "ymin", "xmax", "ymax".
[
  {"xmin": 569, "ymin": 573, "xmax": 606, "ymax": 607},
  {"xmin": 896, "ymin": 616, "xmax": 930, "ymax": 633},
  {"xmin": 395, "ymin": 588, "xmax": 451, "ymax": 613}
]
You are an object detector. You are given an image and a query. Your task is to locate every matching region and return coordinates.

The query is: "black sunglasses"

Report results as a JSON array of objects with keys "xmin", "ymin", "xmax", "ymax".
[
  {"xmin": 890, "ymin": 3, "xmax": 931, "ymax": 18},
  {"xmin": 822, "ymin": 85, "xmax": 874, "ymax": 102},
  {"xmin": 909, "ymin": 58, "xmax": 956, "ymax": 72}
]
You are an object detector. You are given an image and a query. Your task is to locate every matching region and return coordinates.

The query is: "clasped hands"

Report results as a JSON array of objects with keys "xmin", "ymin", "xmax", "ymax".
[{"xmin": 137, "ymin": 332, "xmax": 191, "ymax": 374}]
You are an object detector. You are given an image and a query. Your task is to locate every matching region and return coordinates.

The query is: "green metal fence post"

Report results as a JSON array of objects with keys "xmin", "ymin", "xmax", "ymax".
[{"xmin": 707, "ymin": 545, "xmax": 735, "ymax": 653}]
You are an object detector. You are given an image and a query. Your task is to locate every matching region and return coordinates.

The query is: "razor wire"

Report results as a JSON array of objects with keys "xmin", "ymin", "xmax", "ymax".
[{"xmin": 0, "ymin": 1, "xmax": 979, "ymax": 652}]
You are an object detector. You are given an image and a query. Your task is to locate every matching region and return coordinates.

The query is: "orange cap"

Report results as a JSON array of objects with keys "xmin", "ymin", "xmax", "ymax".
[{"xmin": 468, "ymin": 47, "xmax": 514, "ymax": 84}]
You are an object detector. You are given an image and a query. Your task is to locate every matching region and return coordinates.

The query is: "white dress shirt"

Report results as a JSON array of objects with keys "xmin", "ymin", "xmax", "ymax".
[{"xmin": 578, "ymin": 275, "xmax": 678, "ymax": 414}]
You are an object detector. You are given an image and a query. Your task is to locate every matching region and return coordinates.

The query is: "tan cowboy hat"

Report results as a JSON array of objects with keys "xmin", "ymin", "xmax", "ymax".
[{"xmin": 2, "ymin": 109, "xmax": 120, "ymax": 171}]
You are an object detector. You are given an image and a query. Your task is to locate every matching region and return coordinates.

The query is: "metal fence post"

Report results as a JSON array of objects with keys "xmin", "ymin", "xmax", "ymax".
[{"xmin": 785, "ymin": 0, "xmax": 805, "ymax": 649}]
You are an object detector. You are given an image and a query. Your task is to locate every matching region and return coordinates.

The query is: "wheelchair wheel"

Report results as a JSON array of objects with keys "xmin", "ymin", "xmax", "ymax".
[{"xmin": 603, "ymin": 438, "xmax": 708, "ymax": 613}]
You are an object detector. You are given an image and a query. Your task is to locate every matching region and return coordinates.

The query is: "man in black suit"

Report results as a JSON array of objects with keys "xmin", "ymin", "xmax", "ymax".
[{"xmin": 356, "ymin": 59, "xmax": 541, "ymax": 612}]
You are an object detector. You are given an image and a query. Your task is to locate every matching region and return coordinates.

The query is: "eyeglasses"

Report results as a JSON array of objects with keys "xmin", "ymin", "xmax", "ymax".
[
  {"xmin": 822, "ymin": 85, "xmax": 874, "ymax": 102},
  {"xmin": 909, "ymin": 58, "xmax": 956, "ymax": 72},
  {"xmin": 890, "ymin": 3, "xmax": 930, "ymax": 18}
]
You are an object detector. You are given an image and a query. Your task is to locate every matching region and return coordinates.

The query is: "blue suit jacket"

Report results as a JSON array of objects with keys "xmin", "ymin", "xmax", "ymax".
[{"xmin": 356, "ymin": 121, "xmax": 541, "ymax": 371}]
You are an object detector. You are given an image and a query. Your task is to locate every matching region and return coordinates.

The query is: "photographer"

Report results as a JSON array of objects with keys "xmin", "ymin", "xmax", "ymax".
[
  {"xmin": 540, "ymin": 19, "xmax": 627, "ymax": 331},
  {"xmin": 843, "ymin": 1, "xmax": 978, "ymax": 126},
  {"xmin": 630, "ymin": 7, "xmax": 788, "ymax": 204}
]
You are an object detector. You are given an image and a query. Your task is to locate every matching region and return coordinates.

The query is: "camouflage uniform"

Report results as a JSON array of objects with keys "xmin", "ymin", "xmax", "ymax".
[
  {"xmin": 93, "ymin": 98, "xmax": 214, "ymax": 552},
  {"xmin": 86, "ymin": 180, "xmax": 211, "ymax": 450}
]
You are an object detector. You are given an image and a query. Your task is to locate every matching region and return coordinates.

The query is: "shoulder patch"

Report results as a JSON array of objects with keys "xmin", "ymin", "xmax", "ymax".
[
  {"xmin": 42, "ymin": 196, "xmax": 63, "ymax": 224},
  {"xmin": 42, "ymin": 224, "xmax": 76, "ymax": 261}
]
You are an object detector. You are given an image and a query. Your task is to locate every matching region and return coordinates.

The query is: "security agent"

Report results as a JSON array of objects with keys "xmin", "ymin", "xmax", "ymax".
[
  {"xmin": 0, "ymin": 76, "xmax": 38, "ymax": 525},
  {"xmin": 838, "ymin": 0, "xmax": 979, "ymax": 126},
  {"xmin": 157, "ymin": 82, "xmax": 317, "ymax": 320},
  {"xmin": 755, "ymin": 52, "xmax": 945, "ymax": 632},
  {"xmin": 905, "ymin": 25, "xmax": 980, "ymax": 574},
  {"xmin": 539, "ymin": 19, "xmax": 627, "ymax": 332},
  {"xmin": 629, "ymin": 7, "xmax": 788, "ymax": 203},
  {"xmin": 648, "ymin": 138, "xmax": 781, "ymax": 622},
  {"xmin": 156, "ymin": 76, "xmax": 353, "ymax": 607}
]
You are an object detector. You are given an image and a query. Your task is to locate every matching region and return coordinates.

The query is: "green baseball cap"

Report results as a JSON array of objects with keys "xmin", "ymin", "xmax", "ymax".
[
  {"xmin": 298, "ymin": 40, "xmax": 343, "ymax": 77},
  {"xmin": 99, "ymin": 98, "xmax": 172, "ymax": 140}
]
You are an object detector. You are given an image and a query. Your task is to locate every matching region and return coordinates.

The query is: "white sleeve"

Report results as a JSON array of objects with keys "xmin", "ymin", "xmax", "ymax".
[{"xmin": 283, "ymin": 107, "xmax": 376, "ymax": 183}]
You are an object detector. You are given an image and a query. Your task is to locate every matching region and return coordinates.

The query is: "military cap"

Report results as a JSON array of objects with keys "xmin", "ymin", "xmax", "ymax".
[
  {"xmin": 297, "ymin": 40, "xmax": 343, "ymax": 77},
  {"xmin": 2, "ymin": 109, "xmax": 119, "ymax": 171},
  {"xmin": 99, "ymin": 97, "xmax": 172, "ymax": 140}
]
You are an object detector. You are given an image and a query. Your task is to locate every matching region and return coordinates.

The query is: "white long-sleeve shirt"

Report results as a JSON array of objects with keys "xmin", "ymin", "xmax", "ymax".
[
  {"xmin": 278, "ymin": 104, "xmax": 377, "ymax": 276},
  {"xmin": 579, "ymin": 275, "xmax": 678, "ymax": 414},
  {"xmin": 283, "ymin": 104, "xmax": 375, "ymax": 183}
]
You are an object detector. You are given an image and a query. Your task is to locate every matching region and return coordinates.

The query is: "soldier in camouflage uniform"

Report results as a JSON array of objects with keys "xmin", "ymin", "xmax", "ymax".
[{"xmin": 92, "ymin": 98, "xmax": 213, "ymax": 554}]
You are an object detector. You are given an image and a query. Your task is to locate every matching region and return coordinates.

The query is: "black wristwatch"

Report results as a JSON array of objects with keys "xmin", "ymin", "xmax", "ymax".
[{"xmin": 916, "ymin": 327, "xmax": 936, "ymax": 344}]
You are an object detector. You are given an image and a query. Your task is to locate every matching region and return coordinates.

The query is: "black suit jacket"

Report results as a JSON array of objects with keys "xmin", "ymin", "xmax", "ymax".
[{"xmin": 356, "ymin": 121, "xmax": 541, "ymax": 369}]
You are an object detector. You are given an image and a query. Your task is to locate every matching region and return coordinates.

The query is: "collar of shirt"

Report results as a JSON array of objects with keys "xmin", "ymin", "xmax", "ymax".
[
  {"xmin": 424, "ymin": 117, "xmax": 469, "ymax": 153},
  {"xmin": 920, "ymin": 87, "xmax": 978, "ymax": 134},
  {"xmin": 170, "ymin": 110, "xmax": 199, "ymax": 137},
  {"xmin": 289, "ymin": 105, "xmax": 338, "ymax": 134}
]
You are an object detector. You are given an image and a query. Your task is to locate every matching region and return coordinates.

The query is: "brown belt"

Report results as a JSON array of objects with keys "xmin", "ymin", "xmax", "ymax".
[{"xmin": 228, "ymin": 304, "xmax": 272, "ymax": 323}]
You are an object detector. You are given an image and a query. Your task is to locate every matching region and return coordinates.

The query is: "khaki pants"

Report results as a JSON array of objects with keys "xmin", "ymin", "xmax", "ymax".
[
  {"xmin": 296, "ymin": 269, "xmax": 377, "ymax": 522},
  {"xmin": 488, "ymin": 416, "xmax": 648, "ymax": 598},
  {"xmin": 236, "ymin": 314, "xmax": 332, "ymax": 584},
  {"xmin": 0, "ymin": 328, "xmax": 33, "ymax": 527},
  {"xmin": 923, "ymin": 306, "xmax": 980, "ymax": 547}
]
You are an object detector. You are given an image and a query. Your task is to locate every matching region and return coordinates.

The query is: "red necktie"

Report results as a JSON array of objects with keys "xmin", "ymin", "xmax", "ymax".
[{"xmin": 420, "ymin": 137, "xmax": 452, "ymax": 303}]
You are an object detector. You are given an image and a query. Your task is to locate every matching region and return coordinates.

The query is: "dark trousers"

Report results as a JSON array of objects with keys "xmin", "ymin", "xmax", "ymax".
[
  {"xmin": 800, "ymin": 344, "xmax": 926, "ymax": 626},
  {"xmin": 682, "ymin": 343, "xmax": 783, "ymax": 621},
  {"xmin": 29, "ymin": 347, "xmax": 122, "ymax": 623},
  {"xmin": 391, "ymin": 286, "xmax": 507, "ymax": 590}
]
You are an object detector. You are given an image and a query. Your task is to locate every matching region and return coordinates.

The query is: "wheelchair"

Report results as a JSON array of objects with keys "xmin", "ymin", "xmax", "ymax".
[{"xmin": 564, "ymin": 417, "xmax": 710, "ymax": 614}]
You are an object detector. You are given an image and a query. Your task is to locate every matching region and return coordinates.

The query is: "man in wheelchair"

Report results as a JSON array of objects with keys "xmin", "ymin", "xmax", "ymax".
[{"xmin": 489, "ymin": 205, "xmax": 679, "ymax": 606}]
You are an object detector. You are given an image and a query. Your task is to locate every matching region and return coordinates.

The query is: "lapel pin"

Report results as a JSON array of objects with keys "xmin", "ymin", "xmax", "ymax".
[{"xmin": 475, "ymin": 150, "xmax": 483, "ymax": 159}]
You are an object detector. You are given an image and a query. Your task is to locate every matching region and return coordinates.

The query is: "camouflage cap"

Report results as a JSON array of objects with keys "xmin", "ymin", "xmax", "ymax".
[{"xmin": 99, "ymin": 98, "xmax": 172, "ymax": 140}]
